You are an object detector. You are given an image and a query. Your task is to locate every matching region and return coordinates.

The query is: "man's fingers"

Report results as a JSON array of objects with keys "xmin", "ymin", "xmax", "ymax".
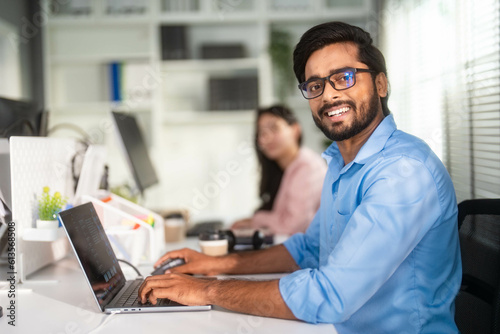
[
  {"xmin": 167, "ymin": 262, "xmax": 194, "ymax": 274},
  {"xmin": 154, "ymin": 252, "xmax": 179, "ymax": 268},
  {"xmin": 154, "ymin": 248, "xmax": 194, "ymax": 268},
  {"xmin": 139, "ymin": 273, "xmax": 212, "ymax": 306},
  {"xmin": 148, "ymin": 288, "xmax": 175, "ymax": 305},
  {"xmin": 138, "ymin": 273, "xmax": 191, "ymax": 302},
  {"xmin": 153, "ymin": 248, "xmax": 217, "ymax": 276},
  {"xmin": 154, "ymin": 248, "xmax": 192, "ymax": 268},
  {"xmin": 138, "ymin": 274, "xmax": 174, "ymax": 302}
]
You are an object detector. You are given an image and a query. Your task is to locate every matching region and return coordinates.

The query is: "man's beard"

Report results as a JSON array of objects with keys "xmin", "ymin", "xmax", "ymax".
[{"xmin": 312, "ymin": 90, "xmax": 380, "ymax": 142}]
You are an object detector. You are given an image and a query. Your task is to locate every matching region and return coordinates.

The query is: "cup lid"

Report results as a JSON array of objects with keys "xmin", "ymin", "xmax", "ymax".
[
  {"xmin": 198, "ymin": 230, "xmax": 227, "ymax": 241},
  {"xmin": 165, "ymin": 213, "xmax": 183, "ymax": 219}
]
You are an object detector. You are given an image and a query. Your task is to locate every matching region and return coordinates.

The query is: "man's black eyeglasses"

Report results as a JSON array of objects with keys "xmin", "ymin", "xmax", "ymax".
[{"xmin": 298, "ymin": 67, "xmax": 375, "ymax": 99}]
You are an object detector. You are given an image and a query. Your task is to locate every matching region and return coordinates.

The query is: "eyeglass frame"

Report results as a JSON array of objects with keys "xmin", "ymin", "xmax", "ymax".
[{"xmin": 298, "ymin": 67, "xmax": 376, "ymax": 100}]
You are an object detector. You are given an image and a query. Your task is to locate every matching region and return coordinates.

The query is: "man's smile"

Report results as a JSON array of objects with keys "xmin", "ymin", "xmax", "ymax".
[
  {"xmin": 318, "ymin": 102, "xmax": 355, "ymax": 123},
  {"xmin": 325, "ymin": 105, "xmax": 351, "ymax": 119}
]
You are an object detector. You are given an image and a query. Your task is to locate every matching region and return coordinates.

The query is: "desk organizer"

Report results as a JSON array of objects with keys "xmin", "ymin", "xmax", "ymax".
[{"xmin": 82, "ymin": 194, "xmax": 164, "ymax": 265}]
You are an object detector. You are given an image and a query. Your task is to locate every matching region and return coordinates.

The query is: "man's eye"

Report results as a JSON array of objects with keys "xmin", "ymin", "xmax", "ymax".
[
  {"xmin": 308, "ymin": 82, "xmax": 323, "ymax": 92},
  {"xmin": 337, "ymin": 74, "xmax": 350, "ymax": 81},
  {"xmin": 335, "ymin": 72, "xmax": 354, "ymax": 83}
]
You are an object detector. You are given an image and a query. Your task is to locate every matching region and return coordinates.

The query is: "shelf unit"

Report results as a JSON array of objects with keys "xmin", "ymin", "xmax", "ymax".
[
  {"xmin": 42, "ymin": 0, "xmax": 374, "ymax": 219},
  {"xmin": 22, "ymin": 227, "xmax": 66, "ymax": 242}
]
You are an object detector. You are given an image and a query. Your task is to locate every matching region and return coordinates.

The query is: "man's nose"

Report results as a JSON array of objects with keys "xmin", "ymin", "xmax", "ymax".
[{"xmin": 321, "ymin": 80, "xmax": 342, "ymax": 102}]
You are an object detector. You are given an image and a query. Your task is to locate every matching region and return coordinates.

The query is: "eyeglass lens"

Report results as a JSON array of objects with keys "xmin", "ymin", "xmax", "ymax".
[{"xmin": 301, "ymin": 69, "xmax": 356, "ymax": 99}]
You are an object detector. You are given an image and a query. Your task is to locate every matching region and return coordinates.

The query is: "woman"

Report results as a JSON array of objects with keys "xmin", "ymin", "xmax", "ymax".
[{"xmin": 232, "ymin": 105, "xmax": 326, "ymax": 235}]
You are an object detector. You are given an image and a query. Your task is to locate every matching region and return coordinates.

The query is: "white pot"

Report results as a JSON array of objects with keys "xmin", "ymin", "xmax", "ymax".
[{"xmin": 36, "ymin": 219, "xmax": 59, "ymax": 229}]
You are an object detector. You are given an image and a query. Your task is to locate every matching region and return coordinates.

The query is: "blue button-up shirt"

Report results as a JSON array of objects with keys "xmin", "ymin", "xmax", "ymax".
[{"xmin": 279, "ymin": 115, "xmax": 461, "ymax": 333}]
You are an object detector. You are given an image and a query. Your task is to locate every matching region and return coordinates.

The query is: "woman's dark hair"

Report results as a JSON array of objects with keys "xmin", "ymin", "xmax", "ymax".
[
  {"xmin": 255, "ymin": 105, "xmax": 302, "ymax": 211},
  {"xmin": 293, "ymin": 21, "xmax": 390, "ymax": 116}
]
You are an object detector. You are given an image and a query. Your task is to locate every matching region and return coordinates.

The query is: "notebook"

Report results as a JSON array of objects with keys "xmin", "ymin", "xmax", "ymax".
[{"xmin": 59, "ymin": 202, "xmax": 211, "ymax": 314}]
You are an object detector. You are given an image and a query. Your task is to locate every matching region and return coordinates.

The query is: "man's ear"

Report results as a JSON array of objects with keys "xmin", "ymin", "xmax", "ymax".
[{"xmin": 375, "ymin": 72, "xmax": 388, "ymax": 98}]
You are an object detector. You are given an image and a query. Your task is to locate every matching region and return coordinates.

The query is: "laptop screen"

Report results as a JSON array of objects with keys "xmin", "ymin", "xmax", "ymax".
[{"xmin": 59, "ymin": 202, "xmax": 126, "ymax": 310}]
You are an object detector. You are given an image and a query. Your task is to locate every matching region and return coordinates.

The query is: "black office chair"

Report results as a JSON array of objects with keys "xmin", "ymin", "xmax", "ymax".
[{"xmin": 455, "ymin": 199, "xmax": 500, "ymax": 334}]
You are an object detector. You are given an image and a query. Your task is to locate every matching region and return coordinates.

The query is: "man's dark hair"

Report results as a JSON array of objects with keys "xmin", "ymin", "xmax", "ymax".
[
  {"xmin": 293, "ymin": 21, "xmax": 390, "ymax": 116},
  {"xmin": 255, "ymin": 105, "xmax": 302, "ymax": 211}
]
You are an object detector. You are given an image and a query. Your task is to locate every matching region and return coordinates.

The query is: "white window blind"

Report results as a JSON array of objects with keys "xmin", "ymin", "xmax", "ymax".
[{"xmin": 381, "ymin": 0, "xmax": 500, "ymax": 202}]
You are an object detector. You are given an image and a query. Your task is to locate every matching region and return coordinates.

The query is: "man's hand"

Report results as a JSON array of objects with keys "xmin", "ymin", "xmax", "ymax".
[
  {"xmin": 138, "ymin": 273, "xmax": 212, "ymax": 306},
  {"xmin": 138, "ymin": 274, "xmax": 297, "ymax": 321},
  {"xmin": 154, "ymin": 248, "xmax": 228, "ymax": 276},
  {"xmin": 154, "ymin": 245, "xmax": 299, "ymax": 276},
  {"xmin": 143, "ymin": 245, "xmax": 299, "ymax": 319}
]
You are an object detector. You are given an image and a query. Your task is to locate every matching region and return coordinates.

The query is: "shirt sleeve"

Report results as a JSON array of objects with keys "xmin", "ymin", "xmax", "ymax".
[
  {"xmin": 279, "ymin": 156, "xmax": 448, "ymax": 324},
  {"xmin": 283, "ymin": 209, "xmax": 321, "ymax": 269},
  {"xmin": 252, "ymin": 162, "xmax": 324, "ymax": 234}
]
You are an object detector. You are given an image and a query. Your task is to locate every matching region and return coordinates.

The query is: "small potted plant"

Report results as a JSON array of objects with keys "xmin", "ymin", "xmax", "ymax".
[{"xmin": 36, "ymin": 186, "xmax": 67, "ymax": 229}]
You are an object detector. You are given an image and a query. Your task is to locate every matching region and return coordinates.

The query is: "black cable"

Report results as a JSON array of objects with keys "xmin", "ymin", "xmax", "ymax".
[
  {"xmin": 46, "ymin": 123, "xmax": 92, "ymax": 144},
  {"xmin": 71, "ymin": 144, "xmax": 90, "ymax": 193},
  {"xmin": 117, "ymin": 259, "xmax": 143, "ymax": 278}
]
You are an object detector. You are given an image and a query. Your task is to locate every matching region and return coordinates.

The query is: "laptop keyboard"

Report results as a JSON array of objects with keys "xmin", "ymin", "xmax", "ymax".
[{"xmin": 117, "ymin": 280, "xmax": 174, "ymax": 307}]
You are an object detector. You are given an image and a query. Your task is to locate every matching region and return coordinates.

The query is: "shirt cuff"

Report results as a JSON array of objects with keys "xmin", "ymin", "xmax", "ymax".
[
  {"xmin": 279, "ymin": 269, "xmax": 323, "ymax": 323},
  {"xmin": 283, "ymin": 233, "xmax": 304, "ymax": 265}
]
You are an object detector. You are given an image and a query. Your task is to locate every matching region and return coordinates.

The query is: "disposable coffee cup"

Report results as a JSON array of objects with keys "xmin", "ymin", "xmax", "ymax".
[
  {"xmin": 164, "ymin": 213, "xmax": 186, "ymax": 243},
  {"xmin": 198, "ymin": 230, "xmax": 228, "ymax": 256}
]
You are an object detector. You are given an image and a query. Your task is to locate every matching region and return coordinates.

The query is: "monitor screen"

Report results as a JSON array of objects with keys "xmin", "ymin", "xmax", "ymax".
[
  {"xmin": 111, "ymin": 111, "xmax": 158, "ymax": 193},
  {"xmin": 0, "ymin": 97, "xmax": 47, "ymax": 138}
]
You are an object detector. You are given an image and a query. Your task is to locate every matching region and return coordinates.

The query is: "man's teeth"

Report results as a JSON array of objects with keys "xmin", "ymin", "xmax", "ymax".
[{"xmin": 327, "ymin": 107, "xmax": 350, "ymax": 117}]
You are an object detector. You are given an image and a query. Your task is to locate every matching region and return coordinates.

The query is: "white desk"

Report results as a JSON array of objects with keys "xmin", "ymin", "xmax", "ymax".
[{"xmin": 0, "ymin": 238, "xmax": 337, "ymax": 334}]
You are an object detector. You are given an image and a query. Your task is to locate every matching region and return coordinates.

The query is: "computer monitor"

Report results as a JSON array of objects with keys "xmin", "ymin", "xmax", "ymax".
[
  {"xmin": 0, "ymin": 97, "xmax": 47, "ymax": 138},
  {"xmin": 111, "ymin": 111, "xmax": 158, "ymax": 194}
]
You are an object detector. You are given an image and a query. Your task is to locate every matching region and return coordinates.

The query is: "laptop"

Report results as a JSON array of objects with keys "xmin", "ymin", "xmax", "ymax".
[{"xmin": 59, "ymin": 202, "xmax": 211, "ymax": 314}]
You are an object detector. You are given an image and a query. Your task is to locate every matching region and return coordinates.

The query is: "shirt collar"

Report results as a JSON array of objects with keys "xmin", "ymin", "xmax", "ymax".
[{"xmin": 321, "ymin": 114, "xmax": 398, "ymax": 167}]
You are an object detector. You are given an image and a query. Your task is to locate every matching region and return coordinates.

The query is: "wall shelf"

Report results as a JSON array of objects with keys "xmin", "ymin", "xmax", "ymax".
[
  {"xmin": 47, "ymin": 16, "xmax": 152, "ymax": 26},
  {"xmin": 161, "ymin": 58, "xmax": 259, "ymax": 72},
  {"xmin": 267, "ymin": 10, "xmax": 371, "ymax": 22},
  {"xmin": 163, "ymin": 110, "xmax": 254, "ymax": 126},
  {"xmin": 49, "ymin": 102, "xmax": 153, "ymax": 115},
  {"xmin": 22, "ymin": 227, "xmax": 66, "ymax": 242},
  {"xmin": 50, "ymin": 53, "xmax": 152, "ymax": 65}
]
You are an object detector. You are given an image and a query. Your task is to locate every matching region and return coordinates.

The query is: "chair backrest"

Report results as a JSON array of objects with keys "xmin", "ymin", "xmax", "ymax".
[{"xmin": 455, "ymin": 199, "xmax": 500, "ymax": 334}]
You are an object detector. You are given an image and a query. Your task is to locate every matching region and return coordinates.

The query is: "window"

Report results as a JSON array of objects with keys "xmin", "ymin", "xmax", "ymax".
[{"xmin": 381, "ymin": 0, "xmax": 500, "ymax": 201}]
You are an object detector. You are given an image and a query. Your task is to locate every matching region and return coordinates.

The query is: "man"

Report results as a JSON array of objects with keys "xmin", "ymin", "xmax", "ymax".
[{"xmin": 139, "ymin": 22, "xmax": 461, "ymax": 333}]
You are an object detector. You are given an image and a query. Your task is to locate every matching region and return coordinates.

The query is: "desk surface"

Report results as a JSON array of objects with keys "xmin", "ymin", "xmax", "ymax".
[{"xmin": 0, "ymin": 238, "xmax": 336, "ymax": 334}]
